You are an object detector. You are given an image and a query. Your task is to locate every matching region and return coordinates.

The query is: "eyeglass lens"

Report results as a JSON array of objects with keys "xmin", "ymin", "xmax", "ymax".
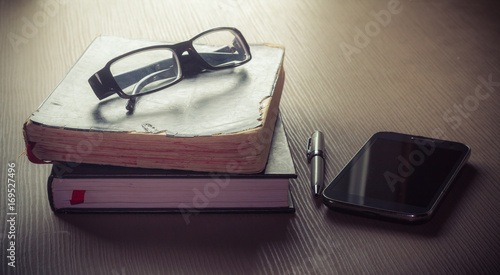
[
  {"xmin": 110, "ymin": 48, "xmax": 181, "ymax": 96},
  {"xmin": 193, "ymin": 29, "xmax": 250, "ymax": 67}
]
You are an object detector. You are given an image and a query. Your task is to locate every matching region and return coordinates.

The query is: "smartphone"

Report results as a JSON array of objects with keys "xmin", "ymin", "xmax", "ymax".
[{"xmin": 322, "ymin": 132, "xmax": 470, "ymax": 223}]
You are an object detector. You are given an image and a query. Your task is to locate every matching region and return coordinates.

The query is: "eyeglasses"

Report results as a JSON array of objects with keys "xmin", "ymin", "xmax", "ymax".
[{"xmin": 88, "ymin": 27, "xmax": 252, "ymax": 111}]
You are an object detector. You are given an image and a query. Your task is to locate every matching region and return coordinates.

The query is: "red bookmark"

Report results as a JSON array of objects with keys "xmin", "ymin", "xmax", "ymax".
[{"xmin": 70, "ymin": 190, "xmax": 86, "ymax": 205}]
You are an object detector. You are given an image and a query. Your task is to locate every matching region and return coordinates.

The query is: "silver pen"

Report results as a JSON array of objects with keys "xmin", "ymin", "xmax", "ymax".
[{"xmin": 307, "ymin": 131, "xmax": 325, "ymax": 197}]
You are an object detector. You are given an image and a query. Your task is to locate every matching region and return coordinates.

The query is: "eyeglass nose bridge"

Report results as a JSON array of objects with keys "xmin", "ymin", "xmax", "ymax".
[
  {"xmin": 172, "ymin": 41, "xmax": 207, "ymax": 76},
  {"xmin": 179, "ymin": 55, "xmax": 205, "ymax": 76}
]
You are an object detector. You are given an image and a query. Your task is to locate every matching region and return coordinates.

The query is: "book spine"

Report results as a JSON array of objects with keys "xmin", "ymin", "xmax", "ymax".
[
  {"xmin": 46, "ymin": 171, "xmax": 57, "ymax": 212},
  {"xmin": 23, "ymin": 121, "xmax": 53, "ymax": 164}
]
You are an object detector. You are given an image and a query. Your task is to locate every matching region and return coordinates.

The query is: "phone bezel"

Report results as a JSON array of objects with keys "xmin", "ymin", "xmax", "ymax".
[{"xmin": 322, "ymin": 132, "xmax": 471, "ymax": 223}]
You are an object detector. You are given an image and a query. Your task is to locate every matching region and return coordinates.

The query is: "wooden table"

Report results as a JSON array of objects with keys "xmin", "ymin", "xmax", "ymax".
[{"xmin": 1, "ymin": 0, "xmax": 499, "ymax": 274}]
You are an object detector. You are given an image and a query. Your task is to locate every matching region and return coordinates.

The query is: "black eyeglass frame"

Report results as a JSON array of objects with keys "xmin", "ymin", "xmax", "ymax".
[{"xmin": 88, "ymin": 27, "xmax": 252, "ymax": 101}]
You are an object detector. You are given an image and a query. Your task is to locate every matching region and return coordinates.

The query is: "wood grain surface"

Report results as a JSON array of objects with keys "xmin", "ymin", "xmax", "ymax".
[{"xmin": 1, "ymin": 0, "xmax": 499, "ymax": 274}]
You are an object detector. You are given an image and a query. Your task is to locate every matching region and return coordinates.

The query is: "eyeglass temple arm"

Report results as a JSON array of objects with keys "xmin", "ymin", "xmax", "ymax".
[
  {"xmin": 113, "ymin": 59, "xmax": 177, "ymax": 90},
  {"xmin": 126, "ymin": 68, "xmax": 179, "ymax": 112},
  {"xmin": 114, "ymin": 50, "xmax": 232, "ymax": 87},
  {"xmin": 131, "ymin": 69, "xmax": 177, "ymax": 96}
]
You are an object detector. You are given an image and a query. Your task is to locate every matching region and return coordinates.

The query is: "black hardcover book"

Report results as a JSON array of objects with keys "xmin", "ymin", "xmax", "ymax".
[{"xmin": 48, "ymin": 116, "xmax": 296, "ymax": 213}]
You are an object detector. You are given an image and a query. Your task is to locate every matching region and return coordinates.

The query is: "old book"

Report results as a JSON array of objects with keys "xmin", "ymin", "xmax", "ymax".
[
  {"xmin": 48, "ymin": 116, "xmax": 296, "ymax": 214},
  {"xmin": 23, "ymin": 35, "xmax": 285, "ymax": 173}
]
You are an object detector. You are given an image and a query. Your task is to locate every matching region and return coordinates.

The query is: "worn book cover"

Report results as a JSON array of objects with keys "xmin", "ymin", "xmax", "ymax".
[{"xmin": 23, "ymin": 35, "xmax": 285, "ymax": 173}]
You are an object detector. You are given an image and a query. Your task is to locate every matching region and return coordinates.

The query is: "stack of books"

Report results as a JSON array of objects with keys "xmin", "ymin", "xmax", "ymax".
[{"xmin": 24, "ymin": 35, "xmax": 296, "ymax": 213}]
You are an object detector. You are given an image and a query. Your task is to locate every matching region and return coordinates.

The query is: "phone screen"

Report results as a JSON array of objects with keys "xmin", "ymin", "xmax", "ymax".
[{"xmin": 323, "ymin": 132, "xmax": 470, "ymax": 220}]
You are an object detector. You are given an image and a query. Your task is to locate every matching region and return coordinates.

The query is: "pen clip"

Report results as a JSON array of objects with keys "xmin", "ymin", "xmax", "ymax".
[{"xmin": 306, "ymin": 137, "xmax": 313, "ymax": 163}]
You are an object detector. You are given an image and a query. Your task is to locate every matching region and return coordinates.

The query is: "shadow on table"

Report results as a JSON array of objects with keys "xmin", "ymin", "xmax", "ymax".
[
  {"xmin": 57, "ymin": 210, "xmax": 295, "ymax": 247},
  {"xmin": 56, "ymin": 211, "xmax": 295, "ymax": 272},
  {"xmin": 323, "ymin": 164, "xmax": 477, "ymax": 237}
]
